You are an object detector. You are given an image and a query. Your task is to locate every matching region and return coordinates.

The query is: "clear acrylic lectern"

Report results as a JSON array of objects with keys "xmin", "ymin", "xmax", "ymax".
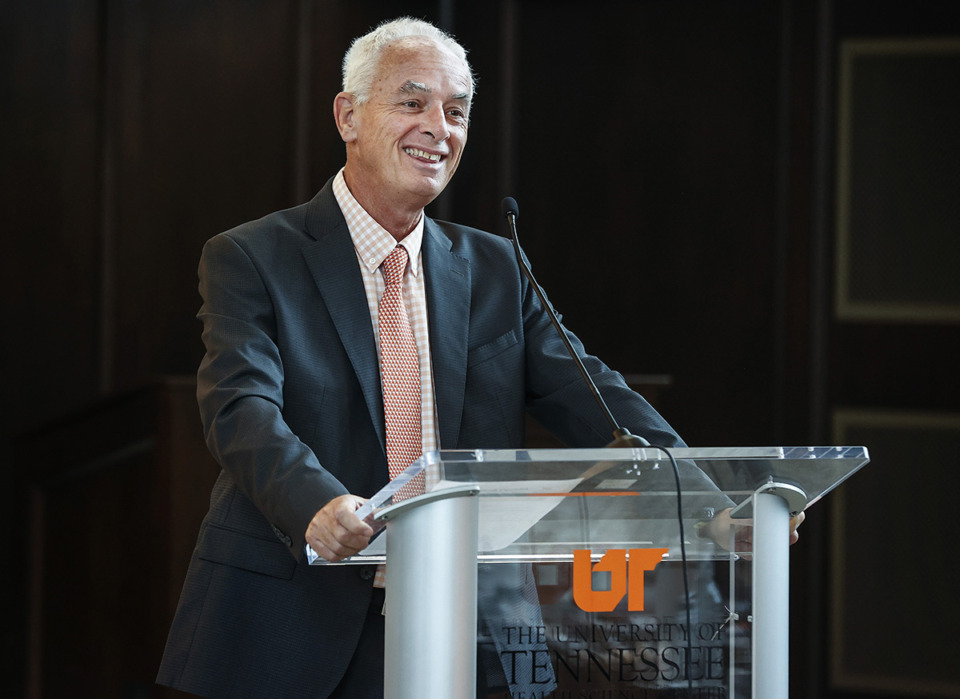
[{"xmin": 313, "ymin": 446, "xmax": 869, "ymax": 699}]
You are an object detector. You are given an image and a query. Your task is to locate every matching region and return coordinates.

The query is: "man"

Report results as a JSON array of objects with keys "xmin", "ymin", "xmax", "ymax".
[{"xmin": 157, "ymin": 17, "xmax": 796, "ymax": 698}]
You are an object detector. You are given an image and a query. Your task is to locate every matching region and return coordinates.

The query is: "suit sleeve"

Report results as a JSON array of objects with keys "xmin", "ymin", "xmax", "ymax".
[
  {"xmin": 196, "ymin": 232, "xmax": 350, "ymax": 557},
  {"xmin": 513, "ymin": 253, "xmax": 744, "ymax": 510},
  {"xmin": 516, "ymin": 251, "xmax": 686, "ymax": 449}
]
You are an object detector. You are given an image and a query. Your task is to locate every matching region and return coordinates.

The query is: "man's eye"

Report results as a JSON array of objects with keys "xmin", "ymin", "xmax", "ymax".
[{"xmin": 403, "ymin": 101, "xmax": 421, "ymax": 109}]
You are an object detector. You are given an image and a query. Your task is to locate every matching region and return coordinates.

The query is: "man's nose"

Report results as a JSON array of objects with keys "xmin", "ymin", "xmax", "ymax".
[{"xmin": 421, "ymin": 103, "xmax": 449, "ymax": 142}]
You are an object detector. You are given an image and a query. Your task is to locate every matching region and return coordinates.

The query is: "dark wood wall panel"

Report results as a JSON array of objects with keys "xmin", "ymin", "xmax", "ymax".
[
  {"xmin": 17, "ymin": 379, "xmax": 220, "ymax": 698},
  {"xmin": 511, "ymin": 1, "xmax": 783, "ymax": 447},
  {"xmin": 1, "ymin": 0, "xmax": 103, "ymax": 429},
  {"xmin": 104, "ymin": 1, "xmax": 301, "ymax": 391},
  {"xmin": 821, "ymin": 3, "xmax": 960, "ymax": 697}
]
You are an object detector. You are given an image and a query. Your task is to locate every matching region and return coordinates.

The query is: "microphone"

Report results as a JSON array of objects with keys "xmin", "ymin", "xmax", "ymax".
[
  {"xmin": 502, "ymin": 201, "xmax": 697, "ymax": 693},
  {"xmin": 501, "ymin": 196, "xmax": 649, "ymax": 448}
]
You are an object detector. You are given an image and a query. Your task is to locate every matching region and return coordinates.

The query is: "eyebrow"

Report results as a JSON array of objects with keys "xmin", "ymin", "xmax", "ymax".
[
  {"xmin": 399, "ymin": 80, "xmax": 471, "ymax": 105},
  {"xmin": 400, "ymin": 81, "xmax": 430, "ymax": 94}
]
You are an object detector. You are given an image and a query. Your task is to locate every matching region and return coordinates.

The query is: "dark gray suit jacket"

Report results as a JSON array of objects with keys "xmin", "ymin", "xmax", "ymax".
[{"xmin": 157, "ymin": 180, "xmax": 685, "ymax": 697}]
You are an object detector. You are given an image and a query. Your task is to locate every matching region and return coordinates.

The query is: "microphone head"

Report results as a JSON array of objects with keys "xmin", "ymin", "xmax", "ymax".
[{"xmin": 501, "ymin": 196, "xmax": 519, "ymax": 219}]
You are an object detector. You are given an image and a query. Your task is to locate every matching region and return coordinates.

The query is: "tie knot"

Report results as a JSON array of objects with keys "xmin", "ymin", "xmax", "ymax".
[{"xmin": 382, "ymin": 245, "xmax": 408, "ymax": 286}]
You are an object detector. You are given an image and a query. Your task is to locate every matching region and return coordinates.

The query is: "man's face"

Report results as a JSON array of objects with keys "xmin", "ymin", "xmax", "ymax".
[{"xmin": 338, "ymin": 38, "xmax": 472, "ymax": 216}]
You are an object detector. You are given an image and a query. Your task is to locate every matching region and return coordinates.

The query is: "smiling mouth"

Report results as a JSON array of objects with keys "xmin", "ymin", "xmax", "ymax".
[{"xmin": 404, "ymin": 147, "xmax": 443, "ymax": 163}]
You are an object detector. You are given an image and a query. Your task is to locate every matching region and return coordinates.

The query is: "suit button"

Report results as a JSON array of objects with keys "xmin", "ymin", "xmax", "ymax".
[{"xmin": 359, "ymin": 567, "xmax": 374, "ymax": 580}]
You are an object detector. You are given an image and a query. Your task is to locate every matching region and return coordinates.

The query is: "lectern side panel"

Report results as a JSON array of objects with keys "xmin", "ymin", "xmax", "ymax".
[{"xmin": 476, "ymin": 553, "xmax": 754, "ymax": 698}]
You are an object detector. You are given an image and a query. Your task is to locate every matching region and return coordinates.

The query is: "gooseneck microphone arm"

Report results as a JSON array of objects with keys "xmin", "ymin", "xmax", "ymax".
[
  {"xmin": 500, "ymin": 197, "xmax": 648, "ymax": 448},
  {"xmin": 502, "ymin": 198, "xmax": 694, "ymax": 692}
]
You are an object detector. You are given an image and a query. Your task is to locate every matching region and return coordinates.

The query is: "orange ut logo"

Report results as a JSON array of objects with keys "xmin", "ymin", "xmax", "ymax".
[{"xmin": 572, "ymin": 548, "xmax": 669, "ymax": 612}]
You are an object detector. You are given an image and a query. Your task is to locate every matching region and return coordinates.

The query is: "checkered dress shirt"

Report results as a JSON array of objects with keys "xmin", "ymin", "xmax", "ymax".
[{"xmin": 332, "ymin": 170, "xmax": 439, "ymax": 458}]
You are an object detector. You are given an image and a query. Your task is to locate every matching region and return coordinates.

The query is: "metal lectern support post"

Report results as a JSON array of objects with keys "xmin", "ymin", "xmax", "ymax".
[
  {"xmin": 375, "ymin": 484, "xmax": 481, "ymax": 699},
  {"xmin": 740, "ymin": 482, "xmax": 807, "ymax": 699}
]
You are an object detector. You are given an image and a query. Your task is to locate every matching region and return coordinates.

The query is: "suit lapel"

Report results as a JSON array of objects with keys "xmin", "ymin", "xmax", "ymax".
[
  {"xmin": 423, "ymin": 219, "xmax": 471, "ymax": 449},
  {"xmin": 297, "ymin": 188, "xmax": 472, "ymax": 454},
  {"xmin": 300, "ymin": 185, "xmax": 386, "ymax": 452}
]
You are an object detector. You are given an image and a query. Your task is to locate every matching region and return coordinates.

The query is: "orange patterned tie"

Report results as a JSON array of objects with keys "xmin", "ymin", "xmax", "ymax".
[{"xmin": 378, "ymin": 245, "xmax": 424, "ymax": 501}]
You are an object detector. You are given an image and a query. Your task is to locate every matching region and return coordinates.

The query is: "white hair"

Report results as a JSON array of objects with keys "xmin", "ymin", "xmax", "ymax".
[{"xmin": 342, "ymin": 17, "xmax": 474, "ymax": 103}]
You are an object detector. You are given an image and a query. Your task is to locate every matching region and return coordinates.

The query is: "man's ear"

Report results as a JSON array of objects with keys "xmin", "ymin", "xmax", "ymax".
[{"xmin": 334, "ymin": 92, "xmax": 358, "ymax": 143}]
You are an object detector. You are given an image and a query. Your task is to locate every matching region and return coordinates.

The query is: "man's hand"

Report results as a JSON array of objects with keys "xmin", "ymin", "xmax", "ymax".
[
  {"xmin": 305, "ymin": 494, "xmax": 376, "ymax": 562},
  {"xmin": 788, "ymin": 510, "xmax": 805, "ymax": 545},
  {"xmin": 703, "ymin": 508, "xmax": 806, "ymax": 549}
]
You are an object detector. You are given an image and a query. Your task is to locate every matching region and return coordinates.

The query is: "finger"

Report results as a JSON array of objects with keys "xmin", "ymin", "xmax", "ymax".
[
  {"xmin": 323, "ymin": 515, "xmax": 374, "ymax": 558},
  {"xmin": 309, "ymin": 533, "xmax": 364, "ymax": 562},
  {"xmin": 334, "ymin": 502, "xmax": 375, "ymax": 537},
  {"xmin": 788, "ymin": 512, "xmax": 804, "ymax": 545},
  {"xmin": 307, "ymin": 539, "xmax": 333, "ymax": 562}
]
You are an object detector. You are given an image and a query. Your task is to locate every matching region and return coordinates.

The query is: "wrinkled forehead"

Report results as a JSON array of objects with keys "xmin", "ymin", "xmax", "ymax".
[{"xmin": 377, "ymin": 37, "xmax": 473, "ymax": 97}]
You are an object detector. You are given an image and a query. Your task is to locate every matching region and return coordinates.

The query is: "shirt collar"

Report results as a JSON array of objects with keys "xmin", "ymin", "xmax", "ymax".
[{"xmin": 333, "ymin": 169, "xmax": 424, "ymax": 277}]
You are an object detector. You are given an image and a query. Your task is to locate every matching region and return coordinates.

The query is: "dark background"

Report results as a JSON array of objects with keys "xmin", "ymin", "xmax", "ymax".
[{"xmin": 3, "ymin": 0, "xmax": 959, "ymax": 697}]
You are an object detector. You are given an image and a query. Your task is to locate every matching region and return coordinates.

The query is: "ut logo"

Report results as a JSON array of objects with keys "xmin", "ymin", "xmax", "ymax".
[{"xmin": 572, "ymin": 548, "xmax": 668, "ymax": 612}]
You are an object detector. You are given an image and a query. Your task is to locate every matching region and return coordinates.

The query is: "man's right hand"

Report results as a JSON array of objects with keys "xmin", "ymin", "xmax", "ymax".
[{"xmin": 305, "ymin": 494, "xmax": 376, "ymax": 562}]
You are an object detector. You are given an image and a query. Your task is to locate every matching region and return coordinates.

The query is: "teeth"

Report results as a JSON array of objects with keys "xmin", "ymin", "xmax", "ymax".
[{"xmin": 405, "ymin": 148, "xmax": 442, "ymax": 162}]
